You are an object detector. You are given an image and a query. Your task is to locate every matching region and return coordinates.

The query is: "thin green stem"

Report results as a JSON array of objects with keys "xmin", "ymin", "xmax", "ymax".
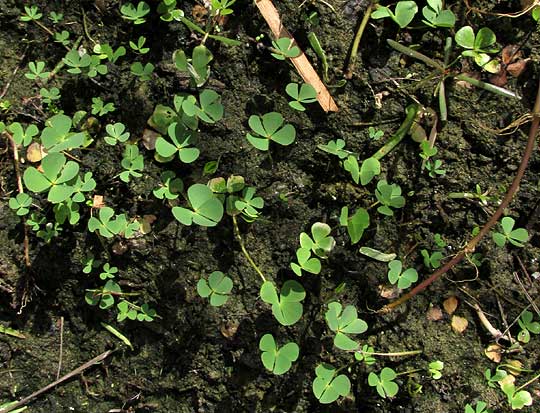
[
  {"xmin": 356, "ymin": 349, "xmax": 422, "ymax": 357},
  {"xmin": 386, "ymin": 39, "xmax": 445, "ymax": 72},
  {"xmin": 516, "ymin": 371, "xmax": 540, "ymax": 392},
  {"xmin": 455, "ymin": 74, "xmax": 520, "ymax": 100},
  {"xmin": 395, "ymin": 368, "xmax": 422, "ymax": 377},
  {"xmin": 232, "ymin": 216, "xmax": 266, "ymax": 283},
  {"xmin": 372, "ymin": 104, "xmax": 420, "ymax": 161},
  {"xmin": 344, "ymin": 1, "xmax": 374, "ymax": 79}
]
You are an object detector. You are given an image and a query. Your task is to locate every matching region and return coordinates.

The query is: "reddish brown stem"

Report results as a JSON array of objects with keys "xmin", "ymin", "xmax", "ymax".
[{"xmin": 382, "ymin": 79, "xmax": 540, "ymax": 312}]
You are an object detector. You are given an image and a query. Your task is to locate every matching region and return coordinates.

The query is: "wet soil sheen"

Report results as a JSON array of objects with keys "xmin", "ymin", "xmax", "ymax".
[{"xmin": 1, "ymin": 0, "xmax": 540, "ymax": 412}]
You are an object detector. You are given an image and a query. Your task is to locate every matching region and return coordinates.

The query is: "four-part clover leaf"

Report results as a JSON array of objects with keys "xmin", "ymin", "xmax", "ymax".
[
  {"xmin": 312, "ymin": 363, "xmax": 351, "ymax": 404},
  {"xmin": 260, "ymin": 280, "xmax": 305, "ymax": 326},
  {"xmin": 368, "ymin": 367, "xmax": 399, "ymax": 398}
]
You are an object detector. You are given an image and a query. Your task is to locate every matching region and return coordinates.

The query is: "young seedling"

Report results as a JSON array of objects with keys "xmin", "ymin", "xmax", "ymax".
[
  {"xmin": 290, "ymin": 247, "xmax": 321, "ymax": 276},
  {"xmin": 501, "ymin": 382, "xmax": 533, "ymax": 410},
  {"xmin": 465, "ymin": 401, "xmax": 491, "ymax": 413},
  {"xmin": 197, "ymin": 271, "xmax": 233, "ymax": 306},
  {"xmin": 368, "ymin": 367, "xmax": 399, "ymax": 398},
  {"xmin": 99, "ymin": 263, "xmax": 118, "ymax": 280},
  {"xmin": 246, "ymin": 112, "xmax": 296, "ymax": 151},
  {"xmin": 131, "ymin": 62, "xmax": 154, "ymax": 81},
  {"xmin": 285, "ymin": 82, "xmax": 317, "ymax": 111},
  {"xmin": 259, "ymin": 333, "xmax": 299, "ymax": 375},
  {"xmin": 172, "ymin": 183, "xmax": 224, "ymax": 227},
  {"xmin": 375, "ymin": 180, "xmax": 405, "ymax": 216},
  {"xmin": 155, "ymin": 122, "xmax": 199, "ymax": 164},
  {"xmin": 181, "ymin": 90, "xmax": 224, "ymax": 124},
  {"xmin": 20, "ymin": 5, "xmax": 43, "ymax": 21},
  {"xmin": 271, "ymin": 38, "xmax": 301, "ymax": 60},
  {"xmin": 260, "ymin": 280, "xmax": 305, "ymax": 326},
  {"xmin": 91, "ymin": 97, "xmax": 116, "ymax": 116},
  {"xmin": 117, "ymin": 302, "xmax": 157, "ymax": 322},
  {"xmin": 37, "ymin": 222, "xmax": 62, "ymax": 243},
  {"xmin": 82, "ymin": 253, "xmax": 100, "ymax": 274},
  {"xmin": 317, "ymin": 139, "xmax": 352, "ymax": 159},
  {"xmin": 93, "ymin": 43, "xmax": 126, "ymax": 63},
  {"xmin": 40, "ymin": 87, "xmax": 61, "ymax": 105},
  {"xmin": 312, "ymin": 363, "xmax": 351, "ymax": 404},
  {"xmin": 174, "ymin": 45, "xmax": 213, "ymax": 87},
  {"xmin": 371, "ymin": 1, "xmax": 418, "ymax": 29},
  {"xmin": 104, "ymin": 123, "xmax": 130, "ymax": 146},
  {"xmin": 119, "ymin": 144, "xmax": 144, "ymax": 183},
  {"xmin": 299, "ymin": 222, "xmax": 335, "ymax": 258},
  {"xmin": 517, "ymin": 310, "xmax": 540, "ymax": 343},
  {"xmin": 368, "ymin": 126, "xmax": 384, "ymax": 141},
  {"xmin": 455, "ymin": 26, "xmax": 499, "ymax": 72},
  {"xmin": 425, "ymin": 159, "xmax": 446, "ymax": 177},
  {"xmin": 85, "ymin": 280, "xmax": 122, "ymax": 309},
  {"xmin": 88, "ymin": 207, "xmax": 138, "ymax": 238},
  {"xmin": 9, "ymin": 193, "xmax": 32, "ymax": 216},
  {"xmin": 485, "ymin": 368, "xmax": 507, "ymax": 388},
  {"xmin": 153, "ymin": 171, "xmax": 183, "ymax": 200},
  {"xmin": 130, "ymin": 36, "xmax": 150, "ymax": 54},
  {"xmin": 421, "ymin": 0, "xmax": 456, "ymax": 28},
  {"xmin": 234, "ymin": 187, "xmax": 264, "ymax": 222},
  {"xmin": 120, "ymin": 1, "xmax": 150, "ymax": 24},
  {"xmin": 387, "ymin": 259, "xmax": 418, "ymax": 289},
  {"xmin": 7, "ymin": 122, "xmax": 38, "ymax": 147},
  {"xmin": 492, "ymin": 217, "xmax": 529, "ymax": 247},
  {"xmin": 23, "ymin": 153, "xmax": 80, "ymax": 203},
  {"xmin": 49, "ymin": 11, "xmax": 63, "ymax": 23},
  {"xmin": 428, "ymin": 360, "xmax": 444, "ymax": 379},
  {"xmin": 421, "ymin": 249, "xmax": 443, "ymax": 269},
  {"xmin": 354, "ymin": 344, "xmax": 376, "ymax": 365},
  {"xmin": 325, "ymin": 301, "xmax": 368, "ymax": 350},
  {"xmin": 339, "ymin": 206, "xmax": 370, "ymax": 245},
  {"xmin": 54, "ymin": 30, "xmax": 70, "ymax": 46},
  {"xmin": 359, "ymin": 157, "xmax": 381, "ymax": 185},
  {"xmin": 25, "ymin": 61, "xmax": 50, "ymax": 80}
]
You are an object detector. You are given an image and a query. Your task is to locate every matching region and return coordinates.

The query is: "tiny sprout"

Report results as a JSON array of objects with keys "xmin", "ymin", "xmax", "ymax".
[
  {"xmin": 421, "ymin": 0, "xmax": 455, "ymax": 28},
  {"xmin": 120, "ymin": 144, "xmax": 144, "ymax": 183},
  {"xmin": 368, "ymin": 367, "xmax": 399, "ymax": 398},
  {"xmin": 299, "ymin": 222, "xmax": 335, "ymax": 258},
  {"xmin": 339, "ymin": 206, "xmax": 370, "ymax": 244},
  {"xmin": 517, "ymin": 310, "xmax": 540, "ymax": 343},
  {"xmin": 131, "ymin": 62, "xmax": 154, "ymax": 81},
  {"xmin": 371, "ymin": 1, "xmax": 418, "ymax": 29},
  {"xmin": 9, "ymin": 193, "xmax": 32, "ymax": 216},
  {"xmin": 271, "ymin": 38, "xmax": 301, "ymax": 60},
  {"xmin": 104, "ymin": 123, "xmax": 130, "ymax": 146},
  {"xmin": 425, "ymin": 159, "xmax": 446, "ymax": 177},
  {"xmin": 234, "ymin": 187, "xmax": 264, "ymax": 221},
  {"xmin": 368, "ymin": 126, "xmax": 384, "ymax": 141},
  {"xmin": 153, "ymin": 171, "xmax": 183, "ymax": 200},
  {"xmin": 355, "ymin": 344, "xmax": 376, "ymax": 365},
  {"xmin": 419, "ymin": 140, "xmax": 437, "ymax": 160},
  {"xmin": 197, "ymin": 271, "xmax": 233, "ymax": 306},
  {"xmin": 428, "ymin": 360, "xmax": 444, "ymax": 379},
  {"xmin": 465, "ymin": 401, "xmax": 491, "ymax": 413},
  {"xmin": 501, "ymin": 382, "xmax": 533, "ymax": 410},
  {"xmin": 156, "ymin": 122, "xmax": 199, "ymax": 163},
  {"xmin": 54, "ymin": 30, "xmax": 70, "ymax": 46},
  {"xmin": 312, "ymin": 363, "xmax": 351, "ymax": 404},
  {"xmin": 93, "ymin": 44, "xmax": 126, "ymax": 63},
  {"xmin": 37, "ymin": 222, "xmax": 62, "ymax": 243},
  {"xmin": 317, "ymin": 139, "xmax": 352, "ymax": 159},
  {"xmin": 20, "ymin": 5, "xmax": 42, "ymax": 21},
  {"xmin": 259, "ymin": 334, "xmax": 299, "ymax": 375},
  {"xmin": 325, "ymin": 301, "xmax": 367, "ymax": 350},
  {"xmin": 25, "ymin": 61, "xmax": 50, "ymax": 80},
  {"xmin": 291, "ymin": 247, "xmax": 321, "ymax": 276},
  {"xmin": 492, "ymin": 217, "xmax": 528, "ymax": 247},
  {"xmin": 484, "ymin": 368, "xmax": 507, "ymax": 388},
  {"xmin": 48, "ymin": 11, "xmax": 63, "ymax": 23},
  {"xmin": 99, "ymin": 263, "xmax": 118, "ymax": 280},
  {"xmin": 172, "ymin": 183, "xmax": 224, "ymax": 227},
  {"xmin": 421, "ymin": 249, "xmax": 443, "ymax": 269},
  {"xmin": 375, "ymin": 180, "xmax": 405, "ymax": 216},
  {"xmin": 285, "ymin": 82, "xmax": 317, "ymax": 111},
  {"xmin": 7, "ymin": 122, "xmax": 38, "ymax": 147},
  {"xmin": 260, "ymin": 280, "xmax": 305, "ymax": 326},
  {"xmin": 120, "ymin": 1, "xmax": 150, "ymax": 24},
  {"xmin": 246, "ymin": 112, "xmax": 296, "ymax": 151},
  {"xmin": 82, "ymin": 253, "xmax": 100, "ymax": 274},
  {"xmin": 387, "ymin": 260, "xmax": 418, "ymax": 289},
  {"xmin": 129, "ymin": 36, "xmax": 150, "ymax": 54},
  {"xmin": 91, "ymin": 97, "xmax": 116, "ymax": 116},
  {"xmin": 359, "ymin": 157, "xmax": 381, "ymax": 185}
]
